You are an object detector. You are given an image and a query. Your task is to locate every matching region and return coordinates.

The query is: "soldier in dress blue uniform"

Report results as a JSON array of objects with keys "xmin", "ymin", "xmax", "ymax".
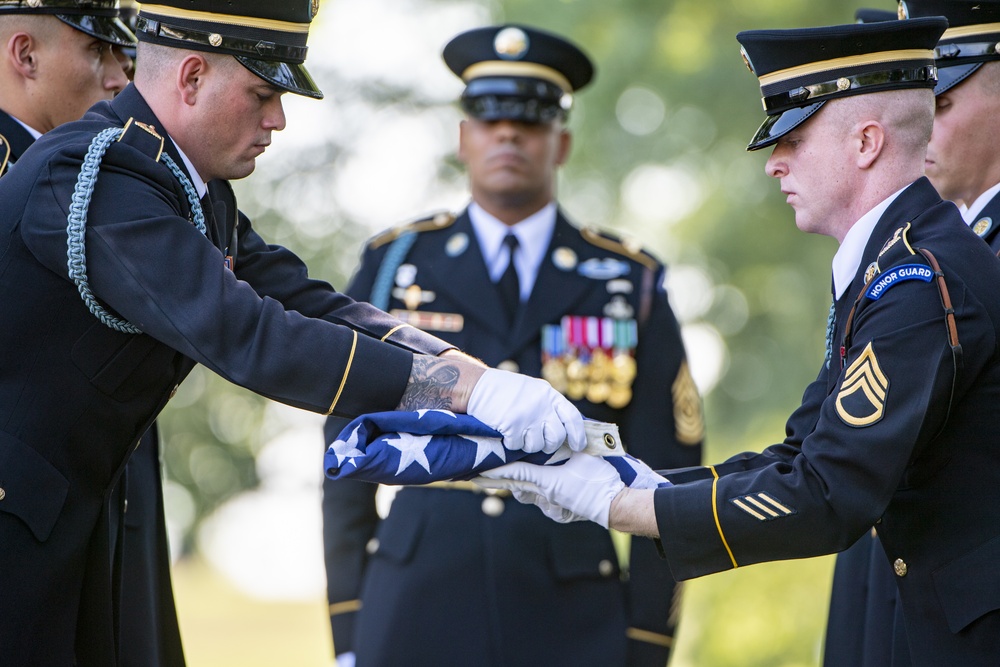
[
  {"xmin": 0, "ymin": 0, "xmax": 132, "ymax": 174},
  {"xmin": 0, "ymin": 7, "xmax": 178, "ymax": 665},
  {"xmin": 322, "ymin": 24, "xmax": 703, "ymax": 667},
  {"xmin": 478, "ymin": 17, "xmax": 1000, "ymax": 666},
  {"xmin": 0, "ymin": 2, "xmax": 589, "ymax": 665},
  {"xmin": 825, "ymin": 4, "xmax": 1000, "ymax": 665}
]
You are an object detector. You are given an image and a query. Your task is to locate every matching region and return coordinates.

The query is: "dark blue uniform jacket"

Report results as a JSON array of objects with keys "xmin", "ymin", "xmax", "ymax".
[
  {"xmin": 323, "ymin": 209, "xmax": 703, "ymax": 667},
  {"xmin": 823, "ymin": 186, "xmax": 1000, "ymax": 667},
  {"xmin": 0, "ymin": 85, "xmax": 451, "ymax": 666},
  {"xmin": 655, "ymin": 179, "xmax": 1000, "ymax": 666}
]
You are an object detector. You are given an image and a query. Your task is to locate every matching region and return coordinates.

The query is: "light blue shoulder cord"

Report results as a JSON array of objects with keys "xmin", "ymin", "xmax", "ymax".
[
  {"xmin": 370, "ymin": 230, "xmax": 417, "ymax": 311},
  {"xmin": 66, "ymin": 126, "xmax": 207, "ymax": 334}
]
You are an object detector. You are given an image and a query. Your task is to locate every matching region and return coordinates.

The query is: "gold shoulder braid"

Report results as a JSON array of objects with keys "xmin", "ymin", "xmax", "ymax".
[
  {"xmin": 581, "ymin": 226, "xmax": 659, "ymax": 272},
  {"xmin": 0, "ymin": 134, "xmax": 11, "ymax": 178},
  {"xmin": 369, "ymin": 211, "xmax": 456, "ymax": 249}
]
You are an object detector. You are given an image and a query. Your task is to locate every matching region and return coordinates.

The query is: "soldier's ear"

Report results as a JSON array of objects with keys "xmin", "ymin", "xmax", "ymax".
[
  {"xmin": 555, "ymin": 128, "xmax": 572, "ymax": 167},
  {"xmin": 457, "ymin": 118, "xmax": 469, "ymax": 165},
  {"xmin": 176, "ymin": 53, "xmax": 210, "ymax": 106},
  {"xmin": 856, "ymin": 120, "xmax": 885, "ymax": 170},
  {"xmin": 7, "ymin": 32, "xmax": 39, "ymax": 80}
]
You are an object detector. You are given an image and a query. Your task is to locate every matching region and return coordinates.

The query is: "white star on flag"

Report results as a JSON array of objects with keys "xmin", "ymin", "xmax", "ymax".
[
  {"xmin": 387, "ymin": 432, "xmax": 434, "ymax": 476},
  {"xmin": 415, "ymin": 409, "xmax": 457, "ymax": 420},
  {"xmin": 330, "ymin": 425, "xmax": 366, "ymax": 468},
  {"xmin": 463, "ymin": 435, "xmax": 507, "ymax": 467}
]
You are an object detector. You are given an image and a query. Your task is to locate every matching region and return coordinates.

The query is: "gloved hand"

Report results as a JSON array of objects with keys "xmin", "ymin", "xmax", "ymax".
[
  {"xmin": 467, "ymin": 368, "xmax": 586, "ymax": 454},
  {"xmin": 336, "ymin": 652, "xmax": 356, "ymax": 667},
  {"xmin": 477, "ymin": 452, "xmax": 625, "ymax": 527}
]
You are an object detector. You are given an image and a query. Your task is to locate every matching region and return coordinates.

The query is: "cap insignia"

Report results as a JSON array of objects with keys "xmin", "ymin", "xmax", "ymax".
[
  {"xmin": 740, "ymin": 46, "xmax": 755, "ymax": 74},
  {"xmin": 494, "ymin": 27, "xmax": 529, "ymax": 60},
  {"xmin": 897, "ymin": 1, "xmax": 909, "ymax": 20},
  {"xmin": 310, "ymin": 0, "xmax": 320, "ymax": 20}
]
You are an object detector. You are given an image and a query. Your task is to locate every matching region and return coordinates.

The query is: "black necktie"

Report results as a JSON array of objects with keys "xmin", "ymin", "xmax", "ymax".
[{"xmin": 497, "ymin": 233, "xmax": 521, "ymax": 324}]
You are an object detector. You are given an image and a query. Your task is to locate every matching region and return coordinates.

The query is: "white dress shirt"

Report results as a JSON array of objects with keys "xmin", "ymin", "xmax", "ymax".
[{"xmin": 468, "ymin": 201, "xmax": 557, "ymax": 302}]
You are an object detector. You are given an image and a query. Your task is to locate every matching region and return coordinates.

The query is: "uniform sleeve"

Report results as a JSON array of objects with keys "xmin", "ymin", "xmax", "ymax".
[
  {"xmin": 321, "ymin": 243, "xmax": 390, "ymax": 655},
  {"xmin": 653, "ymin": 273, "xmax": 986, "ymax": 582},
  {"xmin": 25, "ymin": 143, "xmax": 411, "ymax": 418},
  {"xmin": 235, "ymin": 218, "xmax": 454, "ymax": 358},
  {"xmin": 619, "ymin": 265, "xmax": 704, "ymax": 665}
]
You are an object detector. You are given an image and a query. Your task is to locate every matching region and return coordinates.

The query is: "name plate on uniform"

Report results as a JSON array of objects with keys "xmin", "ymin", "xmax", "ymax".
[{"xmin": 389, "ymin": 309, "xmax": 465, "ymax": 333}]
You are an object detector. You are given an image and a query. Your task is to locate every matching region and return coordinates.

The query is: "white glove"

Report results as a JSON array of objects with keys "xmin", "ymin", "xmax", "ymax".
[
  {"xmin": 336, "ymin": 652, "xmax": 356, "ymax": 667},
  {"xmin": 477, "ymin": 452, "xmax": 625, "ymax": 528},
  {"xmin": 467, "ymin": 368, "xmax": 585, "ymax": 454}
]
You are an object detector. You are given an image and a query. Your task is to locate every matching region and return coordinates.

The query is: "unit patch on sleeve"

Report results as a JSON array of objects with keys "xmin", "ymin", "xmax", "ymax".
[
  {"xmin": 672, "ymin": 361, "xmax": 704, "ymax": 445},
  {"xmin": 730, "ymin": 493, "xmax": 796, "ymax": 521},
  {"xmin": 865, "ymin": 264, "xmax": 933, "ymax": 301},
  {"xmin": 836, "ymin": 341, "xmax": 889, "ymax": 427}
]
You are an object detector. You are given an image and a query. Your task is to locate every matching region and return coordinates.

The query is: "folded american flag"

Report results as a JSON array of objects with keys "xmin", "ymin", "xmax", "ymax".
[{"xmin": 324, "ymin": 410, "xmax": 668, "ymax": 489}]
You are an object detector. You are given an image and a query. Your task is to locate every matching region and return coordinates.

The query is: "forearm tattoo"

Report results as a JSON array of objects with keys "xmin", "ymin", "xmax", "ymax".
[{"xmin": 398, "ymin": 356, "xmax": 462, "ymax": 411}]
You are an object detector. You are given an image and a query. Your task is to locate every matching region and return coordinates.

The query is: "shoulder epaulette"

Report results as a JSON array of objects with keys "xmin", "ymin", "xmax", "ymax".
[
  {"xmin": 115, "ymin": 117, "xmax": 165, "ymax": 163},
  {"xmin": 369, "ymin": 211, "xmax": 457, "ymax": 250},
  {"xmin": 581, "ymin": 226, "xmax": 660, "ymax": 272},
  {"xmin": 866, "ymin": 221, "xmax": 918, "ymax": 283},
  {"xmin": 0, "ymin": 133, "xmax": 11, "ymax": 177}
]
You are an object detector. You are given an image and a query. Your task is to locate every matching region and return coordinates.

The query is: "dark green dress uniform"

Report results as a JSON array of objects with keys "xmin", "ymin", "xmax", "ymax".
[
  {"xmin": 824, "ymin": 5, "xmax": 1000, "ymax": 665},
  {"xmin": 0, "ymin": 2, "xmax": 454, "ymax": 665},
  {"xmin": 657, "ymin": 18, "xmax": 1000, "ymax": 666},
  {"xmin": 323, "ymin": 208, "xmax": 703, "ymax": 667}
]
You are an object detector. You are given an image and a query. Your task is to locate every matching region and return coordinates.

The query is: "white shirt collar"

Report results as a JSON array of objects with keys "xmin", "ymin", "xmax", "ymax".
[
  {"xmin": 961, "ymin": 181, "xmax": 1000, "ymax": 224},
  {"xmin": 832, "ymin": 184, "xmax": 908, "ymax": 299},
  {"xmin": 10, "ymin": 115, "xmax": 42, "ymax": 141},
  {"xmin": 170, "ymin": 138, "xmax": 208, "ymax": 199},
  {"xmin": 468, "ymin": 201, "xmax": 557, "ymax": 300}
]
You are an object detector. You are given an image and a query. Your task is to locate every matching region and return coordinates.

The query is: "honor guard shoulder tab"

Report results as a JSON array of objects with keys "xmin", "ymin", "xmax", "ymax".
[
  {"xmin": 581, "ymin": 226, "xmax": 660, "ymax": 272},
  {"xmin": 368, "ymin": 211, "xmax": 457, "ymax": 250},
  {"xmin": 116, "ymin": 118, "xmax": 165, "ymax": 163}
]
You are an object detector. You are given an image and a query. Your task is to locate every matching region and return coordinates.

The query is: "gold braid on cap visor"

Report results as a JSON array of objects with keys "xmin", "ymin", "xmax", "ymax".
[
  {"xmin": 461, "ymin": 61, "xmax": 572, "ymax": 93},
  {"xmin": 757, "ymin": 49, "xmax": 936, "ymax": 113}
]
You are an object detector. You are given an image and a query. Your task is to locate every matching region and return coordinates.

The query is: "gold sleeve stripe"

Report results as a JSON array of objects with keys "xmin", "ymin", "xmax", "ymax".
[
  {"xmin": 711, "ymin": 466, "xmax": 738, "ymax": 569},
  {"xmin": 758, "ymin": 49, "xmax": 935, "ymax": 87},
  {"xmin": 942, "ymin": 23, "xmax": 1000, "ymax": 39},
  {"xmin": 326, "ymin": 330, "xmax": 357, "ymax": 415},
  {"xmin": 757, "ymin": 493, "xmax": 793, "ymax": 515},
  {"xmin": 626, "ymin": 627, "xmax": 673, "ymax": 648},
  {"xmin": 328, "ymin": 599, "xmax": 362, "ymax": 616},
  {"xmin": 461, "ymin": 61, "xmax": 572, "ymax": 93},
  {"xmin": 381, "ymin": 324, "xmax": 411, "ymax": 342},
  {"xmin": 744, "ymin": 496, "xmax": 780, "ymax": 517},
  {"xmin": 140, "ymin": 4, "xmax": 310, "ymax": 33},
  {"xmin": 732, "ymin": 498, "xmax": 767, "ymax": 521}
]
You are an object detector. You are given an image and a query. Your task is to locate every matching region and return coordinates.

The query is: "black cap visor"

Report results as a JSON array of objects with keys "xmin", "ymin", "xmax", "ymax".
[
  {"xmin": 461, "ymin": 95, "xmax": 566, "ymax": 123},
  {"xmin": 934, "ymin": 62, "xmax": 983, "ymax": 95},
  {"xmin": 236, "ymin": 56, "xmax": 323, "ymax": 100},
  {"xmin": 747, "ymin": 101, "xmax": 825, "ymax": 151},
  {"xmin": 57, "ymin": 14, "xmax": 136, "ymax": 46}
]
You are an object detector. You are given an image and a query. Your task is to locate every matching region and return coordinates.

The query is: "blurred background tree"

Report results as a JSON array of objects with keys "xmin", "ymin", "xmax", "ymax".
[{"xmin": 163, "ymin": 0, "xmax": 885, "ymax": 664}]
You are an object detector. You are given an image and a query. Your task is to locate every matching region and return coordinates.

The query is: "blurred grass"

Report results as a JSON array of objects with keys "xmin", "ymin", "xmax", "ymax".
[
  {"xmin": 172, "ymin": 557, "xmax": 333, "ymax": 667},
  {"xmin": 173, "ymin": 550, "xmax": 834, "ymax": 667}
]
